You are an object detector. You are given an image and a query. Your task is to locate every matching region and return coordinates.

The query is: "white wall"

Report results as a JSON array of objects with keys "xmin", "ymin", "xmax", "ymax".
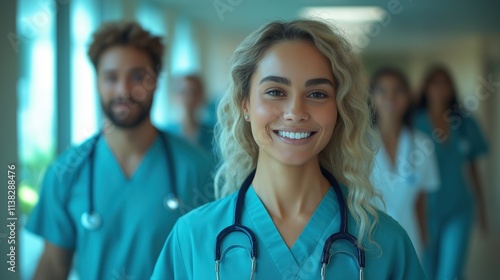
[
  {"xmin": 199, "ymin": 28, "xmax": 246, "ymax": 99},
  {"xmin": 483, "ymin": 37, "xmax": 500, "ymax": 231},
  {"xmin": 364, "ymin": 35, "xmax": 500, "ymax": 232}
]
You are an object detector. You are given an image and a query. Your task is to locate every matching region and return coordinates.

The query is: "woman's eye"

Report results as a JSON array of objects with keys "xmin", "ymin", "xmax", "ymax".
[
  {"xmin": 266, "ymin": 90, "xmax": 284, "ymax": 97},
  {"xmin": 396, "ymin": 88, "xmax": 406, "ymax": 95},
  {"xmin": 309, "ymin": 91, "xmax": 327, "ymax": 98},
  {"xmin": 373, "ymin": 86, "xmax": 384, "ymax": 94}
]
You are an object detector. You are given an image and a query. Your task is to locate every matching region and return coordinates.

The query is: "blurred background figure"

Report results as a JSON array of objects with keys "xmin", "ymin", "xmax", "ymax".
[
  {"xmin": 414, "ymin": 66, "xmax": 489, "ymax": 280},
  {"xmin": 370, "ymin": 67, "xmax": 440, "ymax": 260},
  {"xmin": 167, "ymin": 75, "xmax": 215, "ymax": 157}
]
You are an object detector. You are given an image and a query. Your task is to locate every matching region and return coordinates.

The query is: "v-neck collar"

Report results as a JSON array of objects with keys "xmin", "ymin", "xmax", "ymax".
[
  {"xmin": 98, "ymin": 135, "xmax": 161, "ymax": 183},
  {"xmin": 245, "ymin": 186, "xmax": 339, "ymax": 278}
]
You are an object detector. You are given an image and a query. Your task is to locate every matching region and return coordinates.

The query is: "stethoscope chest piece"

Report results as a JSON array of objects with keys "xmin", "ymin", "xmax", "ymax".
[
  {"xmin": 81, "ymin": 211, "xmax": 102, "ymax": 230},
  {"xmin": 164, "ymin": 194, "xmax": 180, "ymax": 210}
]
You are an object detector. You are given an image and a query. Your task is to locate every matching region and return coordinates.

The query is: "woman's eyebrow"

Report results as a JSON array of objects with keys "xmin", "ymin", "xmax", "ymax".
[
  {"xmin": 259, "ymin": 76, "xmax": 335, "ymax": 88},
  {"xmin": 305, "ymin": 78, "xmax": 335, "ymax": 88},
  {"xmin": 259, "ymin": 75, "xmax": 291, "ymax": 86}
]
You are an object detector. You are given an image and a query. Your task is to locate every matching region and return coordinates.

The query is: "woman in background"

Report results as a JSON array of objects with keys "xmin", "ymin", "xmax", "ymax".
[
  {"xmin": 152, "ymin": 19, "xmax": 424, "ymax": 279},
  {"xmin": 415, "ymin": 66, "xmax": 489, "ymax": 280},
  {"xmin": 370, "ymin": 67, "xmax": 440, "ymax": 260}
]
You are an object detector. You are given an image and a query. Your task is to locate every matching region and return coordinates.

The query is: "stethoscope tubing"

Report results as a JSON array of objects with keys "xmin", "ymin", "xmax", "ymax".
[
  {"xmin": 81, "ymin": 130, "xmax": 178, "ymax": 230},
  {"xmin": 214, "ymin": 168, "xmax": 365, "ymax": 279}
]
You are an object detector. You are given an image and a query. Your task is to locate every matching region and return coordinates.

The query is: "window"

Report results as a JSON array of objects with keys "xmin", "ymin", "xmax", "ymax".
[{"xmin": 17, "ymin": 0, "xmax": 57, "ymax": 217}]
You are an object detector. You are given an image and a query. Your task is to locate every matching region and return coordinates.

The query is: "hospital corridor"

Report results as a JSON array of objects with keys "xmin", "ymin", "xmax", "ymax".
[{"xmin": 1, "ymin": 0, "xmax": 500, "ymax": 279}]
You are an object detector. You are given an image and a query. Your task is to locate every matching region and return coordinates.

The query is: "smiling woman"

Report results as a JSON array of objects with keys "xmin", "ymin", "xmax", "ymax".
[
  {"xmin": 243, "ymin": 40, "xmax": 338, "ymax": 171},
  {"xmin": 151, "ymin": 19, "xmax": 425, "ymax": 280}
]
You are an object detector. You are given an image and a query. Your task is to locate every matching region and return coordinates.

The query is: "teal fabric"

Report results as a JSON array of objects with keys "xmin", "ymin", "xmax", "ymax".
[
  {"xmin": 151, "ymin": 186, "xmax": 425, "ymax": 280},
  {"xmin": 414, "ymin": 110, "xmax": 488, "ymax": 280},
  {"xmin": 423, "ymin": 209, "xmax": 473, "ymax": 280},
  {"xmin": 165, "ymin": 123, "xmax": 215, "ymax": 157},
  {"xmin": 414, "ymin": 111, "xmax": 488, "ymax": 218},
  {"xmin": 26, "ymin": 132, "xmax": 215, "ymax": 279}
]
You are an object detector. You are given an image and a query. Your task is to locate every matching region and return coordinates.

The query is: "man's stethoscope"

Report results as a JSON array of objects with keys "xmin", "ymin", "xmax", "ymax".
[
  {"xmin": 215, "ymin": 168, "xmax": 366, "ymax": 280},
  {"xmin": 80, "ymin": 131, "xmax": 179, "ymax": 231}
]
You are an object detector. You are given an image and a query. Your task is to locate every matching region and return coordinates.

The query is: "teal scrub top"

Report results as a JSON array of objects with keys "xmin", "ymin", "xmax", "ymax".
[
  {"xmin": 26, "ymin": 132, "xmax": 215, "ymax": 279},
  {"xmin": 165, "ymin": 123, "xmax": 215, "ymax": 156},
  {"xmin": 414, "ymin": 110, "xmax": 488, "ymax": 218},
  {"xmin": 151, "ymin": 186, "xmax": 425, "ymax": 280}
]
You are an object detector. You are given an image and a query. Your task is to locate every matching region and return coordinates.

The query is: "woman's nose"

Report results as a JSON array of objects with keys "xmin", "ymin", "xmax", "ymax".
[{"xmin": 283, "ymin": 96, "xmax": 309, "ymax": 122}]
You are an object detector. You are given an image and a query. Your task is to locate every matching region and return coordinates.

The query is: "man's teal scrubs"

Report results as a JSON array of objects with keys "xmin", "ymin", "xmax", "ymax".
[{"xmin": 27, "ymin": 132, "xmax": 214, "ymax": 279}]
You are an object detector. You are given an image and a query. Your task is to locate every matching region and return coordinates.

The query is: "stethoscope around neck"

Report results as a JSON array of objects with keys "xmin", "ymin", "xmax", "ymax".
[
  {"xmin": 80, "ymin": 131, "xmax": 180, "ymax": 231},
  {"xmin": 214, "ymin": 168, "xmax": 365, "ymax": 280}
]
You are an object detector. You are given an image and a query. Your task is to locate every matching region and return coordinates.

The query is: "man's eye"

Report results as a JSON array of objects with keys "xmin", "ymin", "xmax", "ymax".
[
  {"xmin": 106, "ymin": 76, "xmax": 117, "ymax": 82},
  {"xmin": 131, "ymin": 74, "xmax": 145, "ymax": 82}
]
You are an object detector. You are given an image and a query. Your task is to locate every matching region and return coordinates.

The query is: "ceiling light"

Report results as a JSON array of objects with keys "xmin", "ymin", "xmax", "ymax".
[{"xmin": 301, "ymin": 6, "xmax": 387, "ymax": 23}]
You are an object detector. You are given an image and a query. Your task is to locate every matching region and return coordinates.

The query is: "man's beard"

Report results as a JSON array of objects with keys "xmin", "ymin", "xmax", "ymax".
[{"xmin": 102, "ymin": 97, "xmax": 152, "ymax": 129}]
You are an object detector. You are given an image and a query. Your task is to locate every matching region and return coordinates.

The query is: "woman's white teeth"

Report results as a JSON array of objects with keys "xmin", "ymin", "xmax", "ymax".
[{"xmin": 278, "ymin": 131, "xmax": 312, "ymax": 139}]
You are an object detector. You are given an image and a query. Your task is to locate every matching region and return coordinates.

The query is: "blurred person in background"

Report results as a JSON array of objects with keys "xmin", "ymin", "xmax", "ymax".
[
  {"xmin": 414, "ymin": 66, "xmax": 489, "ymax": 280},
  {"xmin": 26, "ymin": 21, "xmax": 214, "ymax": 280},
  {"xmin": 167, "ymin": 75, "xmax": 215, "ymax": 157},
  {"xmin": 369, "ymin": 67, "xmax": 440, "ymax": 260}
]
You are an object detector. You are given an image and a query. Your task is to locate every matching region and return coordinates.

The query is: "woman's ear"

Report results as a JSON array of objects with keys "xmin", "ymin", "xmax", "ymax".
[{"xmin": 241, "ymin": 99, "xmax": 250, "ymax": 121}]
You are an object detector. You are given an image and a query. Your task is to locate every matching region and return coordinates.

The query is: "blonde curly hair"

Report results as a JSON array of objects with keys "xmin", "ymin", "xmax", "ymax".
[{"xmin": 214, "ymin": 19, "xmax": 379, "ymax": 246}]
